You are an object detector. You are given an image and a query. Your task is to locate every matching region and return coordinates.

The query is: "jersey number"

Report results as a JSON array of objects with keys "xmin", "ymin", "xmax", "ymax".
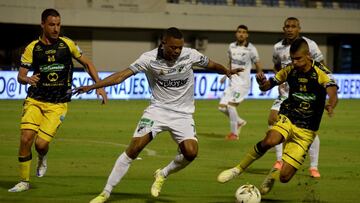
[{"xmin": 47, "ymin": 55, "xmax": 55, "ymax": 62}]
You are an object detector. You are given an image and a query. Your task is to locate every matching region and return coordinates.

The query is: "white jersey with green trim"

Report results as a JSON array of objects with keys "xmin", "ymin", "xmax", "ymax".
[
  {"xmin": 129, "ymin": 47, "xmax": 209, "ymax": 114},
  {"xmin": 228, "ymin": 42, "xmax": 260, "ymax": 89}
]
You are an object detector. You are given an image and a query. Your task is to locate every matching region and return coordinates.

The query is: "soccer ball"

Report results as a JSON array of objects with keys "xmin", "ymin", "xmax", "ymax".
[{"xmin": 235, "ymin": 184, "xmax": 261, "ymax": 203}]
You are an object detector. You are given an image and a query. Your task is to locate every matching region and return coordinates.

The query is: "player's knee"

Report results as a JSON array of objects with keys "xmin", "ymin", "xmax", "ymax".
[
  {"xmin": 183, "ymin": 150, "xmax": 197, "ymax": 161},
  {"xmin": 279, "ymin": 174, "xmax": 291, "ymax": 183},
  {"xmin": 218, "ymin": 105, "xmax": 227, "ymax": 113}
]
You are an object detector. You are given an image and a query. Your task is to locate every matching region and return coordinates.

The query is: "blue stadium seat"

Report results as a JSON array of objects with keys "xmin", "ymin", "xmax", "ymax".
[
  {"xmin": 262, "ymin": 0, "xmax": 279, "ymax": 7},
  {"xmin": 235, "ymin": 0, "xmax": 256, "ymax": 6}
]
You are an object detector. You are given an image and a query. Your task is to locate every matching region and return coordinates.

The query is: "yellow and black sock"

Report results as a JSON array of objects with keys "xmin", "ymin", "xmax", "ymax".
[
  {"xmin": 19, "ymin": 153, "xmax": 32, "ymax": 182},
  {"xmin": 236, "ymin": 141, "xmax": 266, "ymax": 170}
]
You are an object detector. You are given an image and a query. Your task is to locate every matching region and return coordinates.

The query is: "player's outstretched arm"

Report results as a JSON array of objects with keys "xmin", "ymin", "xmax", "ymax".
[
  {"xmin": 205, "ymin": 60, "xmax": 244, "ymax": 78},
  {"xmin": 75, "ymin": 68, "xmax": 134, "ymax": 94},
  {"xmin": 76, "ymin": 55, "xmax": 108, "ymax": 104},
  {"xmin": 325, "ymin": 86, "xmax": 338, "ymax": 117}
]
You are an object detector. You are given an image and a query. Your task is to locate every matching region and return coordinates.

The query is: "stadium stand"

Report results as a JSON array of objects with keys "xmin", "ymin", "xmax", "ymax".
[{"xmin": 167, "ymin": 0, "xmax": 360, "ymax": 9}]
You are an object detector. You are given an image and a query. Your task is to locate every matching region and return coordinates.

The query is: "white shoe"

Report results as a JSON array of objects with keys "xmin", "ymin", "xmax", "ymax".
[
  {"xmin": 217, "ymin": 167, "xmax": 242, "ymax": 183},
  {"xmin": 8, "ymin": 181, "xmax": 30, "ymax": 192},
  {"xmin": 259, "ymin": 168, "xmax": 277, "ymax": 195},
  {"xmin": 89, "ymin": 191, "xmax": 110, "ymax": 203},
  {"xmin": 36, "ymin": 155, "xmax": 47, "ymax": 177},
  {"xmin": 151, "ymin": 169, "xmax": 166, "ymax": 197}
]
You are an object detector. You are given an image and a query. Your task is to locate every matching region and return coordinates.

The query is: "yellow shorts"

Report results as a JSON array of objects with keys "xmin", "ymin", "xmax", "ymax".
[
  {"xmin": 20, "ymin": 97, "xmax": 67, "ymax": 142},
  {"xmin": 271, "ymin": 114, "xmax": 316, "ymax": 169}
]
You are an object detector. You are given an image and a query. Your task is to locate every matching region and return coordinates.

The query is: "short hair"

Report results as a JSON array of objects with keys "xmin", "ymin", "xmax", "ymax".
[
  {"xmin": 237, "ymin": 25, "xmax": 248, "ymax": 31},
  {"xmin": 162, "ymin": 27, "xmax": 183, "ymax": 40},
  {"xmin": 290, "ymin": 38, "xmax": 309, "ymax": 54},
  {"xmin": 41, "ymin": 8, "xmax": 60, "ymax": 22},
  {"xmin": 284, "ymin": 17, "xmax": 300, "ymax": 25}
]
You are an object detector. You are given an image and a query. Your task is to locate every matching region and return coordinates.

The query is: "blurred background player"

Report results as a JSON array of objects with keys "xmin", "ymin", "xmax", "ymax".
[
  {"xmin": 269, "ymin": 17, "xmax": 325, "ymax": 178},
  {"xmin": 74, "ymin": 27, "xmax": 243, "ymax": 203},
  {"xmin": 218, "ymin": 25, "xmax": 263, "ymax": 140},
  {"xmin": 8, "ymin": 8, "xmax": 107, "ymax": 192},
  {"xmin": 217, "ymin": 38, "xmax": 338, "ymax": 195}
]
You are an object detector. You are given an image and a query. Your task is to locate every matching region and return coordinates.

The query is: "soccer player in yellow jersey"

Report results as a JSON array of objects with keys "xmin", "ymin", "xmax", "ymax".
[
  {"xmin": 217, "ymin": 38, "xmax": 338, "ymax": 195},
  {"xmin": 8, "ymin": 8, "xmax": 107, "ymax": 192}
]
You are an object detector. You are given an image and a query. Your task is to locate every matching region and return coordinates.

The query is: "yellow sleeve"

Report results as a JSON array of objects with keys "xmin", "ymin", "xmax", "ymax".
[
  {"xmin": 60, "ymin": 36, "xmax": 82, "ymax": 59},
  {"xmin": 315, "ymin": 67, "xmax": 337, "ymax": 88},
  {"xmin": 20, "ymin": 40, "xmax": 38, "ymax": 68},
  {"xmin": 274, "ymin": 65, "xmax": 292, "ymax": 84}
]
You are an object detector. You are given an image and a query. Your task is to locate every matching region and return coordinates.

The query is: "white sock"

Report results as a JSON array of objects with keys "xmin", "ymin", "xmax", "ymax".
[
  {"xmin": 104, "ymin": 152, "xmax": 133, "ymax": 194},
  {"xmin": 227, "ymin": 105, "xmax": 239, "ymax": 135},
  {"xmin": 309, "ymin": 135, "xmax": 320, "ymax": 168},
  {"xmin": 161, "ymin": 154, "xmax": 191, "ymax": 178},
  {"xmin": 275, "ymin": 143, "xmax": 283, "ymax": 161}
]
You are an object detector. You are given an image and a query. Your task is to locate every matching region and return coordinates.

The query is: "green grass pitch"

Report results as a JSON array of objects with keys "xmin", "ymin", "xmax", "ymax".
[{"xmin": 0, "ymin": 99, "xmax": 359, "ymax": 203}]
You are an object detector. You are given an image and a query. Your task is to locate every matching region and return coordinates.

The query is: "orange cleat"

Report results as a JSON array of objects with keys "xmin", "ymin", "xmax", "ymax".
[
  {"xmin": 272, "ymin": 160, "xmax": 283, "ymax": 170},
  {"xmin": 309, "ymin": 167, "xmax": 321, "ymax": 178},
  {"xmin": 226, "ymin": 133, "xmax": 239, "ymax": 140}
]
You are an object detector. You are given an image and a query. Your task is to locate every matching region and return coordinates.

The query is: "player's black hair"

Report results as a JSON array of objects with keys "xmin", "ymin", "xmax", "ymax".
[
  {"xmin": 162, "ymin": 27, "xmax": 183, "ymax": 39},
  {"xmin": 237, "ymin": 25, "xmax": 248, "ymax": 31},
  {"xmin": 41, "ymin": 8, "xmax": 60, "ymax": 22},
  {"xmin": 290, "ymin": 38, "xmax": 309, "ymax": 54},
  {"xmin": 284, "ymin": 17, "xmax": 300, "ymax": 24}
]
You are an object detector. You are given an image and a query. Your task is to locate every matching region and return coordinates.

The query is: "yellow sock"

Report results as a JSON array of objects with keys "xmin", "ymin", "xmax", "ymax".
[
  {"xmin": 19, "ymin": 154, "xmax": 32, "ymax": 182},
  {"xmin": 235, "ymin": 143, "xmax": 265, "ymax": 170},
  {"xmin": 271, "ymin": 168, "xmax": 280, "ymax": 181}
]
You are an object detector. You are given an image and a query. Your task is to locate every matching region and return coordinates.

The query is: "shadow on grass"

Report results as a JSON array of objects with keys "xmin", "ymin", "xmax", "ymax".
[{"xmin": 106, "ymin": 192, "xmax": 176, "ymax": 203}]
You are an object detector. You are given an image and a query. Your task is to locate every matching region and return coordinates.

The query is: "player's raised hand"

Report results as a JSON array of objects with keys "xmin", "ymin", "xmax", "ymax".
[
  {"xmin": 27, "ymin": 73, "xmax": 40, "ymax": 86},
  {"xmin": 96, "ymin": 88, "xmax": 108, "ymax": 105},
  {"xmin": 255, "ymin": 72, "xmax": 266, "ymax": 85},
  {"xmin": 226, "ymin": 68, "xmax": 244, "ymax": 78},
  {"xmin": 325, "ymin": 104, "xmax": 334, "ymax": 117},
  {"xmin": 73, "ymin": 86, "xmax": 92, "ymax": 95}
]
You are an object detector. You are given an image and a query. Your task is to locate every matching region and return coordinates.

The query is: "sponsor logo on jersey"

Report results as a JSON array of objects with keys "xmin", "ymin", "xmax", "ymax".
[
  {"xmin": 157, "ymin": 78, "xmax": 188, "ymax": 88},
  {"xmin": 40, "ymin": 64, "xmax": 65, "ymax": 72},
  {"xmin": 47, "ymin": 72, "xmax": 59, "ymax": 82}
]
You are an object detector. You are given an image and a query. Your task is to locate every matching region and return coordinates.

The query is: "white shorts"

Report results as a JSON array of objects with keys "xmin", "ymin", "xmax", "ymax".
[
  {"xmin": 133, "ymin": 106, "xmax": 197, "ymax": 144},
  {"xmin": 219, "ymin": 86, "xmax": 249, "ymax": 105},
  {"xmin": 271, "ymin": 83, "xmax": 289, "ymax": 111},
  {"xmin": 270, "ymin": 95, "xmax": 287, "ymax": 111}
]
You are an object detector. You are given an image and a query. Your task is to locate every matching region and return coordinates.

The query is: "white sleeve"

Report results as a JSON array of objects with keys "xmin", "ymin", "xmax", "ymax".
[
  {"xmin": 129, "ymin": 53, "xmax": 150, "ymax": 74},
  {"xmin": 308, "ymin": 40, "xmax": 324, "ymax": 62},
  {"xmin": 250, "ymin": 46, "xmax": 260, "ymax": 64},
  {"xmin": 272, "ymin": 46, "xmax": 280, "ymax": 65},
  {"xmin": 190, "ymin": 49, "xmax": 209, "ymax": 67}
]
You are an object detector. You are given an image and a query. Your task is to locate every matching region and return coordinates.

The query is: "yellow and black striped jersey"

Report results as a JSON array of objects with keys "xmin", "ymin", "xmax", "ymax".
[
  {"xmin": 21, "ymin": 36, "xmax": 82, "ymax": 103},
  {"xmin": 272, "ymin": 61, "xmax": 337, "ymax": 131}
]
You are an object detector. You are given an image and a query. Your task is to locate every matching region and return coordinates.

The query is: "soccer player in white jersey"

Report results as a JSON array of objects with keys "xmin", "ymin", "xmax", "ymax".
[
  {"xmin": 218, "ymin": 25, "xmax": 263, "ymax": 140},
  {"xmin": 75, "ymin": 27, "xmax": 243, "ymax": 203},
  {"xmin": 269, "ymin": 17, "xmax": 325, "ymax": 178}
]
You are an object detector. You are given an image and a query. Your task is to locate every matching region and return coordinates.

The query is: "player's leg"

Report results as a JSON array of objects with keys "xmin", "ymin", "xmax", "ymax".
[
  {"xmin": 151, "ymin": 113, "xmax": 197, "ymax": 197},
  {"xmin": 91, "ymin": 133, "xmax": 153, "ymax": 203},
  {"xmin": 269, "ymin": 99, "xmax": 283, "ymax": 170},
  {"xmin": 8, "ymin": 129, "xmax": 37, "ymax": 192},
  {"xmin": 34, "ymin": 138, "xmax": 49, "ymax": 177},
  {"xmin": 151, "ymin": 139, "xmax": 198, "ymax": 197},
  {"xmin": 9, "ymin": 98, "xmax": 42, "ymax": 192},
  {"xmin": 260, "ymin": 122, "xmax": 315, "ymax": 195},
  {"xmin": 35, "ymin": 101, "xmax": 67, "ymax": 178},
  {"xmin": 309, "ymin": 135, "xmax": 320, "ymax": 178},
  {"xmin": 217, "ymin": 129, "xmax": 284, "ymax": 183},
  {"xmin": 227, "ymin": 103, "xmax": 240, "ymax": 139},
  {"xmin": 91, "ymin": 108, "xmax": 158, "ymax": 202}
]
